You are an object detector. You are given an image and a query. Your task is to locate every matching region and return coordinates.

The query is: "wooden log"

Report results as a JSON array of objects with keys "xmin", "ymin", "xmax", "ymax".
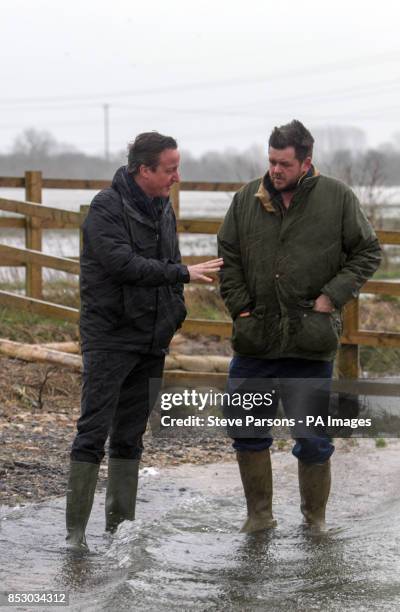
[
  {"xmin": 165, "ymin": 355, "xmax": 180, "ymax": 370},
  {"xmin": 163, "ymin": 370, "xmax": 227, "ymax": 388},
  {"xmin": 176, "ymin": 354, "xmax": 230, "ymax": 372},
  {"xmin": 25, "ymin": 171, "xmax": 43, "ymax": 298},
  {"xmin": 207, "ymin": 355, "xmax": 231, "ymax": 372},
  {"xmin": 1, "ymin": 337, "xmax": 399, "ymax": 398},
  {"xmin": 163, "ymin": 371, "xmax": 400, "ymax": 395},
  {"xmin": 0, "ymin": 338, "xmax": 82, "ymax": 371},
  {"xmin": 0, "ymin": 337, "xmax": 232, "ymax": 383},
  {"xmin": 170, "ymin": 333, "xmax": 185, "ymax": 347},
  {"xmin": 40, "ymin": 341, "xmax": 80, "ymax": 353},
  {"xmin": 165, "ymin": 353, "xmax": 230, "ymax": 373}
]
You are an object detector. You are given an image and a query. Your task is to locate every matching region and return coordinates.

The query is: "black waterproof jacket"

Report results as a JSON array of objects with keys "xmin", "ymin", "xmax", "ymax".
[{"xmin": 79, "ymin": 166, "xmax": 189, "ymax": 354}]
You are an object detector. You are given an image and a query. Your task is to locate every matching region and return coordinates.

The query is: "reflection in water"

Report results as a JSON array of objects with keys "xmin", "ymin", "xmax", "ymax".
[{"xmin": 1, "ymin": 442, "xmax": 400, "ymax": 611}]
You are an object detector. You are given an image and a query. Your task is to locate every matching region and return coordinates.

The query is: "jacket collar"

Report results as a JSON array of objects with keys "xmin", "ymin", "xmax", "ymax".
[
  {"xmin": 111, "ymin": 165, "xmax": 167, "ymax": 221},
  {"xmin": 255, "ymin": 165, "xmax": 320, "ymax": 213}
]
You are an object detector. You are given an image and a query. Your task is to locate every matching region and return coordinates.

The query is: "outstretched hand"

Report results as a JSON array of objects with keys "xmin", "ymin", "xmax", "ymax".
[{"xmin": 187, "ymin": 258, "xmax": 224, "ymax": 283}]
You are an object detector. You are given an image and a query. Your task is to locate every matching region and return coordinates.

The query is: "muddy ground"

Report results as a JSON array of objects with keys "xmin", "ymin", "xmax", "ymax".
[
  {"xmin": 0, "ymin": 350, "xmax": 368, "ymax": 508},
  {"xmin": 0, "ymin": 334, "xmax": 236, "ymax": 507},
  {"xmin": 0, "ymin": 318, "xmax": 397, "ymax": 507}
]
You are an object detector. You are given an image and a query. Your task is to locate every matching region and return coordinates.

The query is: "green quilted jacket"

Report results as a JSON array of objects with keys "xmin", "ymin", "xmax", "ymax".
[{"xmin": 217, "ymin": 171, "xmax": 382, "ymax": 361}]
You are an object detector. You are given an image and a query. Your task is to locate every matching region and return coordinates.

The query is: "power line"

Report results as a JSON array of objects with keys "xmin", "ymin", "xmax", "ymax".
[
  {"xmin": 0, "ymin": 49, "xmax": 399, "ymax": 107},
  {"xmin": 0, "ymin": 75, "xmax": 399, "ymax": 116}
]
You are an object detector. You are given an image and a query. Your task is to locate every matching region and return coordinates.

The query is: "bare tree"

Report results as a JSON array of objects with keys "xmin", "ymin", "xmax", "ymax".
[{"xmin": 12, "ymin": 128, "xmax": 58, "ymax": 158}]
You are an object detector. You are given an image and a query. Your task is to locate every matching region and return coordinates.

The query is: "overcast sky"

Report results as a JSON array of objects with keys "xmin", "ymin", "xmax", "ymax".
[{"xmin": 2, "ymin": 0, "xmax": 400, "ymax": 157}]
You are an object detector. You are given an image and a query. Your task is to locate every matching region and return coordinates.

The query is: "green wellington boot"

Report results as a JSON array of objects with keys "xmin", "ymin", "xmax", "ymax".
[
  {"xmin": 105, "ymin": 458, "xmax": 140, "ymax": 533},
  {"xmin": 298, "ymin": 459, "xmax": 331, "ymax": 529},
  {"xmin": 236, "ymin": 449, "xmax": 277, "ymax": 533},
  {"xmin": 66, "ymin": 461, "xmax": 100, "ymax": 552}
]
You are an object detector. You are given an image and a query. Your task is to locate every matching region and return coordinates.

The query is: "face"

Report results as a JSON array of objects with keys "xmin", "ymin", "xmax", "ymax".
[
  {"xmin": 138, "ymin": 148, "xmax": 180, "ymax": 198},
  {"xmin": 268, "ymin": 146, "xmax": 311, "ymax": 192}
]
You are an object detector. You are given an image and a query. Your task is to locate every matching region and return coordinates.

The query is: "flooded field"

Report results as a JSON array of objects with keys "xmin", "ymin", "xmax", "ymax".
[
  {"xmin": 0, "ymin": 187, "xmax": 399, "ymax": 283},
  {"xmin": 1, "ymin": 440, "xmax": 400, "ymax": 611}
]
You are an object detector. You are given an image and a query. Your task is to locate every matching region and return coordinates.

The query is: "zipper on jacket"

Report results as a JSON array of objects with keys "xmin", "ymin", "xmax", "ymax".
[{"xmin": 151, "ymin": 218, "xmax": 161, "ymax": 352}]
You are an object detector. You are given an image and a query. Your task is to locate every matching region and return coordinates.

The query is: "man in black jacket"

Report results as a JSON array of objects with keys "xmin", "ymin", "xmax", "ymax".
[{"xmin": 66, "ymin": 132, "xmax": 222, "ymax": 551}]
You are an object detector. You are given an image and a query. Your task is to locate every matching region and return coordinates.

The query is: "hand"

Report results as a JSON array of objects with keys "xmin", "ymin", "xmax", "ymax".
[
  {"xmin": 239, "ymin": 311, "xmax": 251, "ymax": 317},
  {"xmin": 313, "ymin": 294, "xmax": 335, "ymax": 313},
  {"xmin": 187, "ymin": 258, "xmax": 224, "ymax": 283}
]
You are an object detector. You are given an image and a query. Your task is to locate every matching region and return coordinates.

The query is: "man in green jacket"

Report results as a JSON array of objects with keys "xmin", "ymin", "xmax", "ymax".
[{"xmin": 218, "ymin": 120, "xmax": 381, "ymax": 532}]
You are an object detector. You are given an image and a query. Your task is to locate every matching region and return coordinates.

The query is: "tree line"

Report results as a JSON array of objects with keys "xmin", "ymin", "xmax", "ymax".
[{"xmin": 0, "ymin": 128, "xmax": 399, "ymax": 186}]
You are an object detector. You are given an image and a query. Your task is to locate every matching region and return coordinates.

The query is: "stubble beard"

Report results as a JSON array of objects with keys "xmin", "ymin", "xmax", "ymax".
[{"xmin": 272, "ymin": 177, "xmax": 300, "ymax": 193}]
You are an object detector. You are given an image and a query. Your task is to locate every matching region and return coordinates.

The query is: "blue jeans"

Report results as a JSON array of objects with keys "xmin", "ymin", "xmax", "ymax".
[{"xmin": 227, "ymin": 356, "xmax": 334, "ymax": 464}]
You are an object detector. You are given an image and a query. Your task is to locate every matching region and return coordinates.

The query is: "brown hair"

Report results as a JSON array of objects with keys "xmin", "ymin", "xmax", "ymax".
[
  {"xmin": 127, "ymin": 131, "xmax": 177, "ymax": 175},
  {"xmin": 269, "ymin": 120, "xmax": 314, "ymax": 161}
]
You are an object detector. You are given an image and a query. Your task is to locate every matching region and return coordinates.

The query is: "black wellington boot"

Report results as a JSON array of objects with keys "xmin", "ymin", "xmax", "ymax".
[
  {"xmin": 105, "ymin": 458, "xmax": 140, "ymax": 534},
  {"xmin": 66, "ymin": 461, "xmax": 99, "ymax": 552},
  {"xmin": 298, "ymin": 459, "xmax": 331, "ymax": 530}
]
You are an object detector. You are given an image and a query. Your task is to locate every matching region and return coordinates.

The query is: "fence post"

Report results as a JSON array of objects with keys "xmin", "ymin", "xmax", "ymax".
[
  {"xmin": 170, "ymin": 182, "xmax": 180, "ymax": 218},
  {"xmin": 337, "ymin": 297, "xmax": 360, "ymax": 379},
  {"xmin": 79, "ymin": 205, "xmax": 89, "ymax": 255},
  {"xmin": 25, "ymin": 170, "xmax": 43, "ymax": 298}
]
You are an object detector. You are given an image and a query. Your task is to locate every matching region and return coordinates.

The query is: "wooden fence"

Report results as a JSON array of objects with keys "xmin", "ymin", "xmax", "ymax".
[{"xmin": 1, "ymin": 170, "xmax": 400, "ymax": 380}]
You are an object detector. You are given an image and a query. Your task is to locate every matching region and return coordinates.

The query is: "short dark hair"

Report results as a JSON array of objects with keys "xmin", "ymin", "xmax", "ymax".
[
  {"xmin": 268, "ymin": 120, "xmax": 314, "ymax": 161},
  {"xmin": 127, "ymin": 131, "xmax": 178, "ymax": 175}
]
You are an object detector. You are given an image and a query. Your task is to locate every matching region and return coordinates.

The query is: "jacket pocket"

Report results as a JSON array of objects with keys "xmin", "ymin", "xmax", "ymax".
[
  {"xmin": 294, "ymin": 310, "xmax": 342, "ymax": 353},
  {"xmin": 168, "ymin": 289, "xmax": 187, "ymax": 332},
  {"xmin": 231, "ymin": 305, "xmax": 267, "ymax": 355},
  {"xmin": 154, "ymin": 287, "xmax": 187, "ymax": 349},
  {"xmin": 123, "ymin": 285, "xmax": 157, "ymax": 329}
]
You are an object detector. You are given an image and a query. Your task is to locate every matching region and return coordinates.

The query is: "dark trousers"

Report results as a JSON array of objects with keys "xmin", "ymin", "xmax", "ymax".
[
  {"xmin": 71, "ymin": 351, "xmax": 165, "ymax": 464},
  {"xmin": 228, "ymin": 356, "xmax": 335, "ymax": 464}
]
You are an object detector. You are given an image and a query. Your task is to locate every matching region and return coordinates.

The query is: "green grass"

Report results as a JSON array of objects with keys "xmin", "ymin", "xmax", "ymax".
[
  {"xmin": 373, "ymin": 269, "xmax": 400, "ymax": 280},
  {"xmin": 0, "ymin": 282, "xmax": 399, "ymax": 376},
  {"xmin": 0, "ymin": 305, "xmax": 78, "ymax": 343}
]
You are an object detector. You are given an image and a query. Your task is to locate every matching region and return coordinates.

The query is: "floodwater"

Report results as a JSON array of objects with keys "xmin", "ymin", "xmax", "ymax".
[{"xmin": 1, "ymin": 440, "xmax": 400, "ymax": 611}]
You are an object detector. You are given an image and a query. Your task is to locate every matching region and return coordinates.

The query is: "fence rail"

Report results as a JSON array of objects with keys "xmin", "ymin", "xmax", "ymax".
[{"xmin": 1, "ymin": 171, "xmax": 400, "ymax": 379}]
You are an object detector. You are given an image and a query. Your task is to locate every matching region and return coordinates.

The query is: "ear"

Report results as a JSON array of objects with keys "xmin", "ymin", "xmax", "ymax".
[
  {"xmin": 301, "ymin": 156, "xmax": 312, "ymax": 173},
  {"xmin": 138, "ymin": 164, "xmax": 151, "ymax": 180}
]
